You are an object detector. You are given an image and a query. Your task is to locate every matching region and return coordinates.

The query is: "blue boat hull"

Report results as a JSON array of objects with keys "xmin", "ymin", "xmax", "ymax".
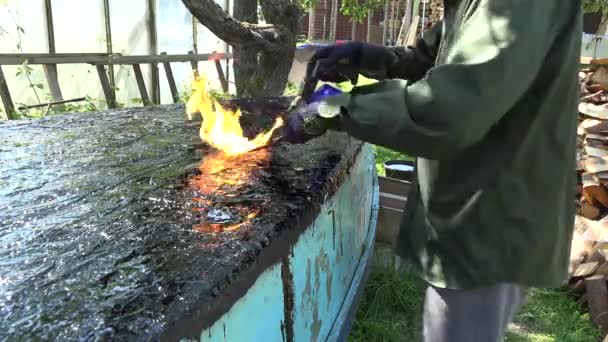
[{"xmin": 198, "ymin": 143, "xmax": 379, "ymax": 342}]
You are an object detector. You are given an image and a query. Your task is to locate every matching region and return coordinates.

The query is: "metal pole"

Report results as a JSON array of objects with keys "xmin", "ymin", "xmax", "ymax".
[
  {"xmin": 366, "ymin": 11, "xmax": 371, "ymax": 42},
  {"xmin": 44, "ymin": 0, "xmax": 56, "ymax": 54},
  {"xmin": 224, "ymin": 0, "xmax": 230, "ymax": 89},
  {"xmin": 393, "ymin": 0, "xmax": 402, "ymax": 40},
  {"xmin": 103, "ymin": 0, "xmax": 115, "ymax": 91},
  {"xmin": 330, "ymin": 0, "xmax": 338, "ymax": 41},
  {"xmin": 389, "ymin": 0, "xmax": 395, "ymax": 44},
  {"xmin": 43, "ymin": 0, "xmax": 64, "ymax": 107},
  {"xmin": 308, "ymin": 6, "xmax": 316, "ymax": 41},
  {"xmin": 405, "ymin": 0, "xmax": 412, "ymax": 33},
  {"xmin": 192, "ymin": 16, "xmax": 198, "ymax": 54},
  {"xmin": 382, "ymin": 0, "xmax": 389, "ymax": 45},
  {"xmin": 322, "ymin": 0, "xmax": 328, "ymax": 40},
  {"xmin": 147, "ymin": 0, "xmax": 159, "ymax": 104},
  {"xmin": 421, "ymin": 0, "xmax": 426, "ymax": 37}
]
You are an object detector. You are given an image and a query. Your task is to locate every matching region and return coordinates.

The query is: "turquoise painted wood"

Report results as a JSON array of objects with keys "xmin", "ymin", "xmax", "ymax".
[
  {"xmin": 291, "ymin": 144, "xmax": 375, "ymax": 342},
  {"xmin": 202, "ymin": 263, "xmax": 286, "ymax": 342},
  {"xmin": 196, "ymin": 144, "xmax": 377, "ymax": 342}
]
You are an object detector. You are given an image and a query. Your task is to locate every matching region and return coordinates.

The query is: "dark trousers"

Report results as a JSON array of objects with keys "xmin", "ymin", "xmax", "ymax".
[{"xmin": 423, "ymin": 283, "xmax": 527, "ymax": 342}]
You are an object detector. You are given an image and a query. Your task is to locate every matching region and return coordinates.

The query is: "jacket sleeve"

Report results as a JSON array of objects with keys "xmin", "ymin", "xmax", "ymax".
[
  {"xmin": 358, "ymin": 22, "xmax": 443, "ymax": 82},
  {"xmin": 326, "ymin": 0, "xmax": 565, "ymax": 159}
]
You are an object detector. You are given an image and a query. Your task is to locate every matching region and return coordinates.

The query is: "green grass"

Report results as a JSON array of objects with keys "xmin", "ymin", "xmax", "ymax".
[
  {"xmin": 349, "ymin": 266, "xmax": 426, "ymax": 342},
  {"xmin": 349, "ymin": 265, "xmax": 600, "ymax": 342},
  {"xmin": 506, "ymin": 289, "xmax": 600, "ymax": 342}
]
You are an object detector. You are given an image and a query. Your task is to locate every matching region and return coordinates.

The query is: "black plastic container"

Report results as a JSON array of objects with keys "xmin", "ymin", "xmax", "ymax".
[{"xmin": 383, "ymin": 160, "xmax": 415, "ymax": 181}]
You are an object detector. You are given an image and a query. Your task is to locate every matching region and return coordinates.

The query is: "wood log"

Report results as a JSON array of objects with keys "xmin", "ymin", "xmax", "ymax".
[
  {"xmin": 586, "ymin": 120, "xmax": 608, "ymax": 135},
  {"xmin": 574, "ymin": 261, "xmax": 600, "ymax": 278},
  {"xmin": 592, "ymin": 66, "xmax": 608, "ymax": 90},
  {"xmin": 584, "ymin": 185, "xmax": 608, "ymax": 209},
  {"xmin": 580, "ymin": 102, "xmax": 608, "ymax": 120},
  {"xmin": 581, "ymin": 201, "xmax": 602, "ymax": 220},
  {"xmin": 597, "ymin": 261, "xmax": 608, "ymax": 276},
  {"xmin": 585, "ymin": 275, "xmax": 608, "ymax": 336},
  {"xmin": 578, "ymin": 215, "xmax": 608, "ymax": 242},
  {"xmin": 586, "ymin": 145, "xmax": 608, "ymax": 158},
  {"xmin": 589, "ymin": 242, "xmax": 608, "ymax": 264},
  {"xmin": 585, "ymin": 156, "xmax": 608, "ymax": 174},
  {"xmin": 405, "ymin": 16, "xmax": 420, "ymax": 47},
  {"xmin": 571, "ymin": 223, "xmax": 595, "ymax": 268}
]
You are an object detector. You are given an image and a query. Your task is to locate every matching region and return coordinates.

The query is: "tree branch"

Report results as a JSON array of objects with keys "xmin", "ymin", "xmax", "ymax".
[{"xmin": 182, "ymin": 0, "xmax": 289, "ymax": 51}]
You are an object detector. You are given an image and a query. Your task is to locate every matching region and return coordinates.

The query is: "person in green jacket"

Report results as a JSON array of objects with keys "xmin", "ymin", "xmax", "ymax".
[{"xmin": 283, "ymin": 0, "xmax": 582, "ymax": 340}]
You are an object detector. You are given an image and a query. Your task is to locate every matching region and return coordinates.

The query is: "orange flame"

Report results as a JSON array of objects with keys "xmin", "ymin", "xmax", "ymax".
[
  {"xmin": 188, "ymin": 150, "xmax": 268, "ymax": 234},
  {"xmin": 186, "ymin": 76, "xmax": 283, "ymax": 156}
]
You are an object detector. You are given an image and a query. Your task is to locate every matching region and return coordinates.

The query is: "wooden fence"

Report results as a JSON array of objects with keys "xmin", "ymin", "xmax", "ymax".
[{"xmin": 0, "ymin": 51, "xmax": 232, "ymax": 119}]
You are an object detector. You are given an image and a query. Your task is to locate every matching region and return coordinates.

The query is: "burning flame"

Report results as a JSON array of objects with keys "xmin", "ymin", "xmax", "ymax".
[
  {"xmin": 188, "ymin": 149, "xmax": 269, "ymax": 234},
  {"xmin": 186, "ymin": 75, "xmax": 283, "ymax": 156}
]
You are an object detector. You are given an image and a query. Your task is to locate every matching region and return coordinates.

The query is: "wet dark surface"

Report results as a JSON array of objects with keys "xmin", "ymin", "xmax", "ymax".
[{"xmin": 0, "ymin": 101, "xmax": 361, "ymax": 341}]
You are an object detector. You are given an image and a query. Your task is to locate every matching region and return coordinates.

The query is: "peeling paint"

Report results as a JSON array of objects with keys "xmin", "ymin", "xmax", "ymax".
[
  {"xmin": 281, "ymin": 257, "xmax": 295, "ymax": 342},
  {"xmin": 304, "ymin": 259, "xmax": 312, "ymax": 298},
  {"xmin": 195, "ymin": 144, "xmax": 376, "ymax": 342},
  {"xmin": 311, "ymin": 254, "xmax": 322, "ymax": 341}
]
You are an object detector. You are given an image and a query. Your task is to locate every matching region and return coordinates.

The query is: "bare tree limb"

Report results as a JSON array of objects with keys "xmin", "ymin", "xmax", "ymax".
[{"xmin": 182, "ymin": 0, "xmax": 290, "ymax": 52}]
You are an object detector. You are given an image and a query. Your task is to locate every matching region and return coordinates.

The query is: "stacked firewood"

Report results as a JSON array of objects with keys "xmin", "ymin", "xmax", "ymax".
[
  {"xmin": 569, "ymin": 58, "xmax": 608, "ymax": 338},
  {"xmin": 577, "ymin": 60, "xmax": 608, "ymax": 221},
  {"xmin": 428, "ymin": 0, "xmax": 443, "ymax": 24}
]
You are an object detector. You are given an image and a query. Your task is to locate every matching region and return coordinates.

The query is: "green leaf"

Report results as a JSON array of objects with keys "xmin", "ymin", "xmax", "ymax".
[{"xmin": 36, "ymin": 83, "xmax": 44, "ymax": 89}]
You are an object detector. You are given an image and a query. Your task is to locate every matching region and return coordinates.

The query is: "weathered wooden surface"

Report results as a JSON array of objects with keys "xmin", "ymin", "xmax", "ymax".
[{"xmin": 0, "ymin": 101, "xmax": 362, "ymax": 340}]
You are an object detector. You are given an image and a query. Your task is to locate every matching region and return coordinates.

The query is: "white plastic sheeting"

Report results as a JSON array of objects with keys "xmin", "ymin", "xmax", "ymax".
[{"xmin": 0, "ymin": 0, "xmax": 233, "ymax": 115}]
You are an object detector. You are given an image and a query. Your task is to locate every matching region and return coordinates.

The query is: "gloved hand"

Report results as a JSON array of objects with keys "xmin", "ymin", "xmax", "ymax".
[
  {"xmin": 307, "ymin": 42, "xmax": 364, "ymax": 86},
  {"xmin": 281, "ymin": 100, "xmax": 343, "ymax": 144},
  {"xmin": 307, "ymin": 42, "xmax": 397, "ymax": 85}
]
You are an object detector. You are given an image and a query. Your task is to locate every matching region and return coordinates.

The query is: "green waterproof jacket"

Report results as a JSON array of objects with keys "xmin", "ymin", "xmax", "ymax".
[{"xmin": 326, "ymin": 0, "xmax": 582, "ymax": 289}]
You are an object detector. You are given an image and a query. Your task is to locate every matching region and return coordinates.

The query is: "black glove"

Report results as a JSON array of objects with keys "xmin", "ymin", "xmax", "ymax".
[
  {"xmin": 282, "ymin": 101, "xmax": 342, "ymax": 144},
  {"xmin": 307, "ymin": 42, "xmax": 363, "ymax": 86},
  {"xmin": 307, "ymin": 42, "xmax": 399, "ymax": 85}
]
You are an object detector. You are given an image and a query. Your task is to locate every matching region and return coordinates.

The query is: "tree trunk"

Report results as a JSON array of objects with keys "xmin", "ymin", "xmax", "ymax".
[
  {"xmin": 182, "ymin": 0, "xmax": 301, "ymax": 97},
  {"xmin": 233, "ymin": 0, "xmax": 259, "ymax": 97},
  {"xmin": 259, "ymin": 48, "xmax": 295, "ymax": 95}
]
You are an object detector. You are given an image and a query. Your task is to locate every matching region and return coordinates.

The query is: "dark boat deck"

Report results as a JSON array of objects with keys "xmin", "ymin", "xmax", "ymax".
[{"xmin": 0, "ymin": 102, "xmax": 361, "ymax": 340}]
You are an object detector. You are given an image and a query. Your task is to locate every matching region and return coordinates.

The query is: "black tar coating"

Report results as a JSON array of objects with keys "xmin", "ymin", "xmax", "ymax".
[{"xmin": 0, "ymin": 100, "xmax": 362, "ymax": 341}]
